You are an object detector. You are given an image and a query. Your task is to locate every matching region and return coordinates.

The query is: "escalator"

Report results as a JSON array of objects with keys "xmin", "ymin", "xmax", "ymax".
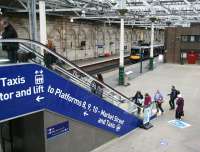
[{"xmin": 0, "ymin": 39, "xmax": 144, "ymax": 137}]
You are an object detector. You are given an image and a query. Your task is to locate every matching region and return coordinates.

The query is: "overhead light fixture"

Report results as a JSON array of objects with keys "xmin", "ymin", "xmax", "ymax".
[
  {"xmin": 81, "ymin": 10, "xmax": 86, "ymax": 17},
  {"xmin": 0, "ymin": 8, "xmax": 2, "ymax": 15},
  {"xmin": 70, "ymin": 18, "xmax": 74, "ymax": 22}
]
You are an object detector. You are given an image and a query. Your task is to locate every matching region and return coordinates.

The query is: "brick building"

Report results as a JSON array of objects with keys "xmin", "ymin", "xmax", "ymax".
[
  {"xmin": 0, "ymin": 14, "xmax": 164, "ymax": 61},
  {"xmin": 165, "ymin": 23, "xmax": 200, "ymax": 63}
]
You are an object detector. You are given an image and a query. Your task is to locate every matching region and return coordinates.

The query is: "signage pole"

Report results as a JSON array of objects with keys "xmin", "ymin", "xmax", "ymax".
[
  {"xmin": 118, "ymin": 0, "xmax": 127, "ymax": 85},
  {"xmin": 119, "ymin": 17, "xmax": 125, "ymax": 85},
  {"xmin": 39, "ymin": 0, "xmax": 47, "ymax": 55},
  {"xmin": 140, "ymin": 48, "xmax": 143, "ymax": 73},
  {"xmin": 149, "ymin": 21, "xmax": 154, "ymax": 70},
  {"xmin": 28, "ymin": 0, "xmax": 37, "ymax": 41}
]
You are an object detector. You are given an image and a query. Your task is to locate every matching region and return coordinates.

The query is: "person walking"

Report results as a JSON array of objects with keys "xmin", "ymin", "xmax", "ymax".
[
  {"xmin": 132, "ymin": 91, "xmax": 143, "ymax": 114},
  {"xmin": 168, "ymin": 86, "xmax": 178, "ymax": 110},
  {"xmin": 96, "ymin": 73, "xmax": 104, "ymax": 98},
  {"xmin": 175, "ymin": 94, "xmax": 184, "ymax": 120},
  {"xmin": 44, "ymin": 40, "xmax": 57, "ymax": 69},
  {"xmin": 0, "ymin": 17, "xmax": 19, "ymax": 63},
  {"xmin": 144, "ymin": 93, "xmax": 152, "ymax": 108},
  {"xmin": 154, "ymin": 90, "xmax": 164, "ymax": 114}
]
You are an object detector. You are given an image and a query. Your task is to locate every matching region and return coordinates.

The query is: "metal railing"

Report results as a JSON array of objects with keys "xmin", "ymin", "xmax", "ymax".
[{"xmin": 0, "ymin": 38, "xmax": 141, "ymax": 116}]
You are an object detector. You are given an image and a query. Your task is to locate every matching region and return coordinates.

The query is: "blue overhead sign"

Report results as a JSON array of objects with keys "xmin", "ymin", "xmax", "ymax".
[
  {"xmin": 47, "ymin": 121, "xmax": 69, "ymax": 139},
  {"xmin": 0, "ymin": 64, "xmax": 142, "ymax": 136}
]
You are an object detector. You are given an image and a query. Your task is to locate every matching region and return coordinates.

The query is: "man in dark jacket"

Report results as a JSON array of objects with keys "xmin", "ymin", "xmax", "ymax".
[
  {"xmin": 0, "ymin": 17, "xmax": 19, "ymax": 63},
  {"xmin": 132, "ymin": 91, "xmax": 143, "ymax": 114},
  {"xmin": 168, "ymin": 86, "xmax": 178, "ymax": 110}
]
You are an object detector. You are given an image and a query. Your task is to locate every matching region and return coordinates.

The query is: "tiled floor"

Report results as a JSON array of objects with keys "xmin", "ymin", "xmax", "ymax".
[{"xmin": 92, "ymin": 64, "xmax": 200, "ymax": 152}]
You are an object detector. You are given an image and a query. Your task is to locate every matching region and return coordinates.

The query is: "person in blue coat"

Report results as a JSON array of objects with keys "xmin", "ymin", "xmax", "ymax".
[{"xmin": 154, "ymin": 90, "xmax": 164, "ymax": 114}]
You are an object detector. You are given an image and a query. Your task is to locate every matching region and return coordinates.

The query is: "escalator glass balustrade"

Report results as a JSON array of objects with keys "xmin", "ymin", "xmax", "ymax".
[{"xmin": 0, "ymin": 39, "xmax": 157, "ymax": 133}]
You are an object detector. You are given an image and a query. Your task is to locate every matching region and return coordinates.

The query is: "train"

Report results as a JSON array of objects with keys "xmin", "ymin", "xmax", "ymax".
[{"xmin": 129, "ymin": 44, "xmax": 164, "ymax": 63}]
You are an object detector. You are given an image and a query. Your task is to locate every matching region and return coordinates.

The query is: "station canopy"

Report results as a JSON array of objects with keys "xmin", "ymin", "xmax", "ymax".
[{"xmin": 1, "ymin": 0, "xmax": 200, "ymax": 28}]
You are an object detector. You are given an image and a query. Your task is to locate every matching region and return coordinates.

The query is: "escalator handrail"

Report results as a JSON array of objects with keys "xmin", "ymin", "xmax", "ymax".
[
  {"xmin": 19, "ymin": 43, "xmax": 44, "ymax": 60},
  {"xmin": 20, "ymin": 43, "xmax": 124, "ymax": 104},
  {"xmin": 53, "ymin": 64, "xmax": 126, "ymax": 104},
  {"xmin": 0, "ymin": 38, "xmax": 138, "ymax": 106}
]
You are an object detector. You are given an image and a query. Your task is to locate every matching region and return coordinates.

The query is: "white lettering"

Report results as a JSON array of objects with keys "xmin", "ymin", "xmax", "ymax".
[
  {"xmin": 100, "ymin": 110, "xmax": 114, "ymax": 121},
  {"xmin": 98, "ymin": 118, "xmax": 106, "ymax": 125},
  {"xmin": 33, "ymin": 85, "xmax": 44, "ymax": 94},
  {"xmin": 15, "ymin": 87, "xmax": 32, "ymax": 98},
  {"xmin": 0, "ymin": 78, "xmax": 6, "ymax": 86},
  {"xmin": 48, "ymin": 86, "xmax": 82, "ymax": 107},
  {"xmin": 0, "ymin": 76, "xmax": 25, "ymax": 87},
  {"xmin": 0, "ymin": 92, "xmax": 14, "ymax": 101},
  {"xmin": 106, "ymin": 120, "xmax": 116, "ymax": 129}
]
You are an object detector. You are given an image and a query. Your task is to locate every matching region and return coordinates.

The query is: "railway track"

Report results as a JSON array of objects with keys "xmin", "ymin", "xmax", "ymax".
[
  {"xmin": 80, "ymin": 56, "xmax": 131, "ymax": 75},
  {"xmin": 80, "ymin": 55, "xmax": 159, "ymax": 75}
]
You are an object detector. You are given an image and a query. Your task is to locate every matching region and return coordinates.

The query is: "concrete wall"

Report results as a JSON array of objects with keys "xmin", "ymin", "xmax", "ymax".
[
  {"xmin": 0, "ymin": 112, "xmax": 45, "ymax": 152},
  {"xmin": 11, "ymin": 112, "xmax": 45, "ymax": 152},
  {"xmin": 0, "ymin": 110, "xmax": 116, "ymax": 152},
  {"xmin": 4, "ymin": 14, "xmax": 164, "ymax": 61},
  {"xmin": 44, "ymin": 110, "xmax": 116, "ymax": 152}
]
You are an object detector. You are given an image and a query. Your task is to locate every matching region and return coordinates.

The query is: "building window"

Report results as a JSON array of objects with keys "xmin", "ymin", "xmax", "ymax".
[
  {"xmin": 81, "ymin": 41, "xmax": 86, "ymax": 47},
  {"xmin": 190, "ymin": 36, "xmax": 195, "ymax": 42},
  {"xmin": 181, "ymin": 35, "xmax": 200, "ymax": 42},
  {"xmin": 181, "ymin": 36, "xmax": 188, "ymax": 42},
  {"xmin": 195, "ymin": 35, "xmax": 200, "ymax": 42}
]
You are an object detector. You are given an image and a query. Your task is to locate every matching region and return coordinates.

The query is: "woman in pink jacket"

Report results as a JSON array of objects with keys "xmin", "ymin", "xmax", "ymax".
[{"xmin": 144, "ymin": 93, "xmax": 152, "ymax": 108}]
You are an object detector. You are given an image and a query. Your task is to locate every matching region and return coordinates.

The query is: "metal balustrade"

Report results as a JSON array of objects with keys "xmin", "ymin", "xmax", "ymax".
[{"xmin": 0, "ymin": 39, "xmax": 146, "ymax": 117}]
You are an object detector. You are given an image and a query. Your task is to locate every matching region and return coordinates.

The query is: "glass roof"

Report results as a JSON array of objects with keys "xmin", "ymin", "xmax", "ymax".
[{"xmin": 0, "ymin": 0, "xmax": 200, "ymax": 27}]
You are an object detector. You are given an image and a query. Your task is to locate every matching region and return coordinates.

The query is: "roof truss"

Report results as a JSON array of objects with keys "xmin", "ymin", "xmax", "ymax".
[{"xmin": 1, "ymin": 0, "xmax": 200, "ymax": 27}]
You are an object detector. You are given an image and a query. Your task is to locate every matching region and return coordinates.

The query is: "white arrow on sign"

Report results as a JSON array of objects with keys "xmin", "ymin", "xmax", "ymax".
[
  {"xmin": 83, "ymin": 111, "xmax": 89, "ymax": 117},
  {"xmin": 36, "ymin": 96, "xmax": 45, "ymax": 102}
]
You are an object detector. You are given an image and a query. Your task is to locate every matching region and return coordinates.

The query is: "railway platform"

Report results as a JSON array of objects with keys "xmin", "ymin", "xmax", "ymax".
[
  {"xmin": 103, "ymin": 56, "xmax": 163, "ymax": 88},
  {"xmin": 92, "ymin": 64, "xmax": 200, "ymax": 152},
  {"xmin": 72, "ymin": 52, "xmax": 130, "ymax": 67}
]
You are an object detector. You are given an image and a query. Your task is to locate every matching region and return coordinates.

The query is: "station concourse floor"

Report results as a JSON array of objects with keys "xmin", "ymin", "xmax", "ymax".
[{"xmin": 92, "ymin": 64, "xmax": 200, "ymax": 152}]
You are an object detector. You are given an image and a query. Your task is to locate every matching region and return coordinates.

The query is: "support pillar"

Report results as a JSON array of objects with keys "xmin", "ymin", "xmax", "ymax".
[
  {"xmin": 39, "ymin": 0, "xmax": 47, "ymax": 54},
  {"xmin": 149, "ymin": 21, "xmax": 154, "ymax": 70},
  {"xmin": 119, "ymin": 18, "xmax": 125, "ymax": 85},
  {"xmin": 28, "ymin": 0, "xmax": 37, "ymax": 41}
]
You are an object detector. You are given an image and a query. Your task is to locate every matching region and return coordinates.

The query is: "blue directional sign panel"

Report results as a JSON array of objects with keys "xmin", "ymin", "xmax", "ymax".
[
  {"xmin": 47, "ymin": 121, "xmax": 69, "ymax": 139},
  {"xmin": 0, "ymin": 64, "xmax": 142, "ymax": 136}
]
